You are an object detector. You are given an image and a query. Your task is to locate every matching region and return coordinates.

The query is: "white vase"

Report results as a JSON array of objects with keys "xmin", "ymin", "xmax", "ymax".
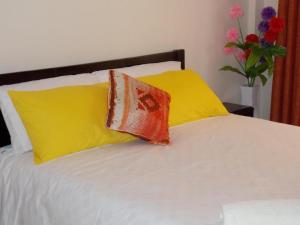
[{"xmin": 240, "ymin": 85, "xmax": 258, "ymax": 108}]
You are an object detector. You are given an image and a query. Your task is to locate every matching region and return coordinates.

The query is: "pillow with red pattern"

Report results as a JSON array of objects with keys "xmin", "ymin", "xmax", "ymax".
[{"xmin": 107, "ymin": 70, "xmax": 171, "ymax": 145}]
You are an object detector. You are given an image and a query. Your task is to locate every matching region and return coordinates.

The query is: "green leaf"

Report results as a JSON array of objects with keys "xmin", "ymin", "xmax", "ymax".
[
  {"xmin": 268, "ymin": 46, "xmax": 287, "ymax": 57},
  {"xmin": 225, "ymin": 42, "xmax": 238, "ymax": 48},
  {"xmin": 264, "ymin": 52, "xmax": 273, "ymax": 64},
  {"xmin": 258, "ymin": 74, "xmax": 268, "ymax": 86},
  {"xmin": 245, "ymin": 66, "xmax": 257, "ymax": 78},
  {"xmin": 219, "ymin": 65, "xmax": 246, "ymax": 76},
  {"xmin": 256, "ymin": 63, "xmax": 269, "ymax": 74},
  {"xmin": 245, "ymin": 42, "xmax": 259, "ymax": 49},
  {"xmin": 267, "ymin": 65, "xmax": 274, "ymax": 77},
  {"xmin": 246, "ymin": 47, "xmax": 264, "ymax": 70},
  {"xmin": 236, "ymin": 43, "xmax": 246, "ymax": 50},
  {"xmin": 237, "ymin": 42, "xmax": 259, "ymax": 50},
  {"xmin": 245, "ymin": 66, "xmax": 268, "ymax": 85},
  {"xmin": 264, "ymin": 52, "xmax": 274, "ymax": 76}
]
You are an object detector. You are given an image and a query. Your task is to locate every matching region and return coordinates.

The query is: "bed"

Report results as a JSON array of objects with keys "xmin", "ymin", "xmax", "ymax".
[{"xmin": 1, "ymin": 50, "xmax": 300, "ymax": 225}]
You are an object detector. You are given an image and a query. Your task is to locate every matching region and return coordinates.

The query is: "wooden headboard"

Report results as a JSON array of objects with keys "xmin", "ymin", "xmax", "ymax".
[{"xmin": 0, "ymin": 49, "xmax": 185, "ymax": 147}]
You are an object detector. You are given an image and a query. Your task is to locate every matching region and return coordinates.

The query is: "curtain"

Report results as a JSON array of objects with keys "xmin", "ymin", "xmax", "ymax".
[{"xmin": 271, "ymin": 0, "xmax": 300, "ymax": 126}]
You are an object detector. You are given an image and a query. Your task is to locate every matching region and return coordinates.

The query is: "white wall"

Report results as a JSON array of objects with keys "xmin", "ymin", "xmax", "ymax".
[{"xmin": 0, "ymin": 0, "xmax": 248, "ymax": 103}]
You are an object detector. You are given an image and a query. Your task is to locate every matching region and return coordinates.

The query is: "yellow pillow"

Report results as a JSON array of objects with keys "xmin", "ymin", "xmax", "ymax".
[
  {"xmin": 9, "ymin": 84, "xmax": 134, "ymax": 164},
  {"xmin": 138, "ymin": 69, "xmax": 229, "ymax": 126},
  {"xmin": 9, "ymin": 70, "xmax": 228, "ymax": 164}
]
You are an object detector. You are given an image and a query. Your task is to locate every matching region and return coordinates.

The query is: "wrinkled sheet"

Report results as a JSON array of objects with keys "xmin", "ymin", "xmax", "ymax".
[
  {"xmin": 1, "ymin": 115, "xmax": 300, "ymax": 225},
  {"xmin": 223, "ymin": 200, "xmax": 300, "ymax": 225}
]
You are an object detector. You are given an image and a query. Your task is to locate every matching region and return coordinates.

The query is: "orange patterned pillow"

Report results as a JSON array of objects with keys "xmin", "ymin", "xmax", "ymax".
[{"xmin": 107, "ymin": 70, "xmax": 171, "ymax": 145}]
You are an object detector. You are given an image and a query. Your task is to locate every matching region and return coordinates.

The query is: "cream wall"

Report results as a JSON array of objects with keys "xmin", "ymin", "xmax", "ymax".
[{"xmin": 0, "ymin": 0, "xmax": 248, "ymax": 103}]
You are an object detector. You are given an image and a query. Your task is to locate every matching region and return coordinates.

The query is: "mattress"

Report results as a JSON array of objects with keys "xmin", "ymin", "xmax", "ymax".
[{"xmin": 1, "ymin": 114, "xmax": 300, "ymax": 225}]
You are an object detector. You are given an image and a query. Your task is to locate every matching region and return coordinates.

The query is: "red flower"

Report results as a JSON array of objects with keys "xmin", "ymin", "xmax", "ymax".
[
  {"xmin": 246, "ymin": 34, "xmax": 259, "ymax": 43},
  {"xmin": 269, "ymin": 17, "xmax": 284, "ymax": 33},
  {"xmin": 245, "ymin": 49, "xmax": 252, "ymax": 59},
  {"xmin": 264, "ymin": 31, "xmax": 278, "ymax": 43}
]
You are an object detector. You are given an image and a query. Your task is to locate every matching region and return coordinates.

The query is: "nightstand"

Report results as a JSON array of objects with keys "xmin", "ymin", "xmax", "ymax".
[{"xmin": 223, "ymin": 102, "xmax": 254, "ymax": 117}]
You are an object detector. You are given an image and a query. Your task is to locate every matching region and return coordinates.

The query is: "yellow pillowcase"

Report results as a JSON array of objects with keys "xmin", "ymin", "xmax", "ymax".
[
  {"xmin": 139, "ymin": 69, "xmax": 229, "ymax": 126},
  {"xmin": 9, "ymin": 70, "xmax": 228, "ymax": 164},
  {"xmin": 9, "ymin": 84, "xmax": 134, "ymax": 164}
]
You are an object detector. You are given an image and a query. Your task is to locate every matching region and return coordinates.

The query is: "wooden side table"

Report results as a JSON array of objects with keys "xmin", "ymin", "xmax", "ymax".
[{"xmin": 223, "ymin": 102, "xmax": 254, "ymax": 117}]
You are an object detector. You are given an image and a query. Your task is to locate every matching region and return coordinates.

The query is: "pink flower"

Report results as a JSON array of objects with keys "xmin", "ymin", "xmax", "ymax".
[
  {"xmin": 230, "ymin": 4, "xmax": 244, "ymax": 20},
  {"xmin": 226, "ymin": 27, "xmax": 240, "ymax": 42},
  {"xmin": 224, "ymin": 47, "xmax": 236, "ymax": 55},
  {"xmin": 236, "ymin": 50, "xmax": 246, "ymax": 62}
]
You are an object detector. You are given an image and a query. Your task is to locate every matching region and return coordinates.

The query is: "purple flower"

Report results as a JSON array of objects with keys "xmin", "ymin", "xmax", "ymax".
[
  {"xmin": 260, "ymin": 38, "xmax": 272, "ymax": 47},
  {"xmin": 259, "ymin": 57, "xmax": 266, "ymax": 64},
  {"xmin": 258, "ymin": 21, "xmax": 269, "ymax": 33},
  {"xmin": 261, "ymin": 7, "xmax": 276, "ymax": 21}
]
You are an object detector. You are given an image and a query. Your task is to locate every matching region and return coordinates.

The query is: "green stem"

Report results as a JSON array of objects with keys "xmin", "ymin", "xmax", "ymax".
[
  {"xmin": 247, "ymin": 77, "xmax": 251, "ymax": 87},
  {"xmin": 249, "ymin": 77, "xmax": 256, "ymax": 87},
  {"xmin": 237, "ymin": 18, "xmax": 245, "ymax": 44},
  {"xmin": 234, "ymin": 56, "xmax": 246, "ymax": 75}
]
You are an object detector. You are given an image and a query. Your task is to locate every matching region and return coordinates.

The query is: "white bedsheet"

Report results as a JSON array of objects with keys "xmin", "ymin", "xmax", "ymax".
[
  {"xmin": 1, "ymin": 115, "xmax": 300, "ymax": 225},
  {"xmin": 223, "ymin": 200, "xmax": 300, "ymax": 225}
]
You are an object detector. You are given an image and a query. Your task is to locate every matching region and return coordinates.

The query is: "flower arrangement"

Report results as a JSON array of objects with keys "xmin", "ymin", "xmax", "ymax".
[{"xmin": 220, "ymin": 5, "xmax": 286, "ymax": 87}]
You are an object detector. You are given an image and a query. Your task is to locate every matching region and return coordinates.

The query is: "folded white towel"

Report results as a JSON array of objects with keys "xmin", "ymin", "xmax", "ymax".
[{"xmin": 223, "ymin": 200, "xmax": 300, "ymax": 225}]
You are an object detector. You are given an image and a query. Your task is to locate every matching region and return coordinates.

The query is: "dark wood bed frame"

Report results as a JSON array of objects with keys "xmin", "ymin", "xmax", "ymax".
[{"xmin": 0, "ymin": 49, "xmax": 185, "ymax": 147}]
